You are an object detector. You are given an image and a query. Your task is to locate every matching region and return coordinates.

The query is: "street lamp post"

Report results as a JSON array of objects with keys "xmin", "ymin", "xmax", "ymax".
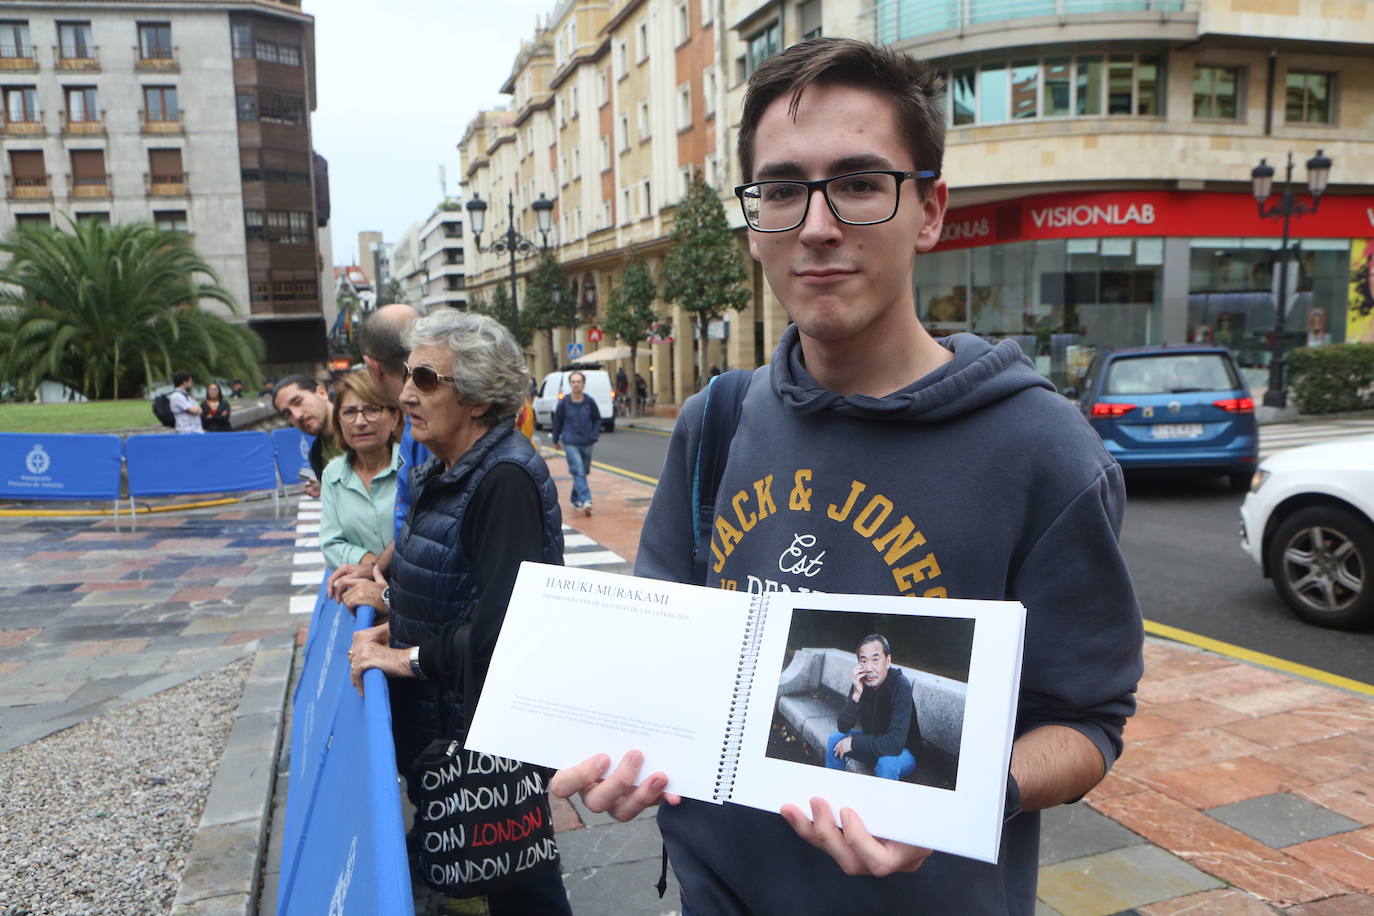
[
  {"xmin": 465, "ymin": 191, "xmax": 555, "ymax": 341},
  {"xmin": 1250, "ymin": 149, "xmax": 1333, "ymax": 409}
]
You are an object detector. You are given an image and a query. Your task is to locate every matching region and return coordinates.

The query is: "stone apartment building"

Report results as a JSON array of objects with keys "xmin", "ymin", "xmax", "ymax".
[
  {"xmin": 0, "ymin": 0, "xmax": 332, "ymax": 372},
  {"xmin": 463, "ymin": 0, "xmax": 1373, "ymax": 407}
]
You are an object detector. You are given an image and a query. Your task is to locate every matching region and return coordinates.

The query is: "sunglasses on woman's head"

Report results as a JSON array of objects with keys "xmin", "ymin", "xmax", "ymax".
[{"xmin": 402, "ymin": 364, "xmax": 459, "ymax": 393}]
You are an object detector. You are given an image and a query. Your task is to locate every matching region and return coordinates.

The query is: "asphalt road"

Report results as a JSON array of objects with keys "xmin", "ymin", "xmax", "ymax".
[{"xmin": 556, "ymin": 425, "xmax": 1374, "ymax": 685}]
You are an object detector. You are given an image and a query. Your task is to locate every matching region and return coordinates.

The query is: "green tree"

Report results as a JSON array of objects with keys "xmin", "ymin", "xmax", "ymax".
[
  {"xmin": 470, "ymin": 283, "xmax": 531, "ymax": 350},
  {"xmin": 0, "ymin": 219, "xmax": 263, "ymax": 400},
  {"xmin": 660, "ymin": 170, "xmax": 751, "ymax": 386},
  {"xmin": 602, "ymin": 251, "xmax": 659, "ymax": 372},
  {"xmin": 521, "ymin": 250, "xmax": 577, "ymax": 371}
]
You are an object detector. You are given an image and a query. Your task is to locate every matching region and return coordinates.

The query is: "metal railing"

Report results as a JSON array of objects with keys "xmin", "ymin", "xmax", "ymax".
[
  {"xmin": 7, "ymin": 174, "xmax": 52, "ymax": 199},
  {"xmin": 67, "ymin": 172, "xmax": 111, "ymax": 197},
  {"xmin": 862, "ymin": 0, "xmax": 1197, "ymax": 43},
  {"xmin": 134, "ymin": 45, "xmax": 179, "ymax": 70},
  {"xmin": 61, "ymin": 110, "xmax": 105, "ymax": 134},
  {"xmin": 139, "ymin": 108, "xmax": 184, "ymax": 133},
  {"xmin": 53, "ymin": 44, "xmax": 99, "ymax": 69},
  {"xmin": 0, "ymin": 43, "xmax": 37, "ymax": 68},
  {"xmin": 145, "ymin": 172, "xmax": 189, "ymax": 195},
  {"xmin": 1, "ymin": 111, "xmax": 44, "ymax": 134}
]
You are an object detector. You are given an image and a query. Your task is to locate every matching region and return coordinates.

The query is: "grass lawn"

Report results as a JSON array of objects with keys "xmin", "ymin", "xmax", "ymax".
[{"xmin": 0, "ymin": 399, "xmax": 162, "ymax": 433}]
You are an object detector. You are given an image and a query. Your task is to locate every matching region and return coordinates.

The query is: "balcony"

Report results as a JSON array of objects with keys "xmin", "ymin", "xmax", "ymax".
[
  {"xmin": 61, "ymin": 111, "xmax": 105, "ymax": 136},
  {"xmin": 0, "ymin": 45, "xmax": 38, "ymax": 71},
  {"xmin": 140, "ymin": 109, "xmax": 184, "ymax": 134},
  {"xmin": 67, "ymin": 173, "xmax": 110, "ymax": 199},
  {"xmin": 134, "ymin": 46, "xmax": 179, "ymax": 72},
  {"xmin": 145, "ymin": 172, "xmax": 189, "ymax": 196},
  {"xmin": 866, "ymin": 0, "xmax": 1198, "ymax": 49},
  {"xmin": 54, "ymin": 45, "xmax": 100, "ymax": 71},
  {"xmin": 7, "ymin": 174, "xmax": 52, "ymax": 200},
  {"xmin": 0, "ymin": 113, "xmax": 44, "ymax": 136}
]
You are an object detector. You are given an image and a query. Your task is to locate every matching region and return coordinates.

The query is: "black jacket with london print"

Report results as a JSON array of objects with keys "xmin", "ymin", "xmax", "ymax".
[{"xmin": 636, "ymin": 325, "xmax": 1143, "ymax": 916}]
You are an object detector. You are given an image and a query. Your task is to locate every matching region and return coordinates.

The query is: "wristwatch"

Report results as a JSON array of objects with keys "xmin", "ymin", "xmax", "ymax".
[
  {"xmin": 408, "ymin": 646, "xmax": 426, "ymax": 680},
  {"xmin": 381, "ymin": 586, "xmax": 392, "ymax": 611}
]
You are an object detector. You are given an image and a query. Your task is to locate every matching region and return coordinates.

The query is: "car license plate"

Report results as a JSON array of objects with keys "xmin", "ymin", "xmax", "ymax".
[{"xmin": 1152, "ymin": 423, "xmax": 1203, "ymax": 439}]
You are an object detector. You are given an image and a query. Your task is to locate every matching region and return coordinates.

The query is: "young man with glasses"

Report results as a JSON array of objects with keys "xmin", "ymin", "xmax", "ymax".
[{"xmin": 552, "ymin": 38, "xmax": 1142, "ymax": 915}]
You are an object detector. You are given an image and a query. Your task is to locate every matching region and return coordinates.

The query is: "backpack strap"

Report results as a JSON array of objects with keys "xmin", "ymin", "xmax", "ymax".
[{"xmin": 690, "ymin": 369, "xmax": 752, "ymax": 585}]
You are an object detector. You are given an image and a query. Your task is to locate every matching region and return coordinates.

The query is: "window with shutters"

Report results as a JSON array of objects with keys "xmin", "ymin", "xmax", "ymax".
[
  {"xmin": 148, "ymin": 148, "xmax": 184, "ymax": 185},
  {"xmin": 68, "ymin": 147, "xmax": 106, "ymax": 192},
  {"xmin": 8, "ymin": 148, "xmax": 47, "ymax": 189}
]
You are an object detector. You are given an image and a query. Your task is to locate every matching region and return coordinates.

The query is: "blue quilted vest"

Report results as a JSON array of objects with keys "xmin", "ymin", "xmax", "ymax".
[{"xmin": 388, "ymin": 420, "xmax": 563, "ymax": 648}]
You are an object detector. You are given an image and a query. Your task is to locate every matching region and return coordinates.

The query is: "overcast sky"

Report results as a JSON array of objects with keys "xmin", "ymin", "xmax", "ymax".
[{"xmin": 305, "ymin": 0, "xmax": 553, "ymax": 266}]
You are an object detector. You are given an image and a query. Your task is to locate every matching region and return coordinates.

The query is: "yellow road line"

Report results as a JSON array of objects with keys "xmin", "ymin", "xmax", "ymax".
[
  {"xmin": 590, "ymin": 460, "xmax": 659, "ymax": 485},
  {"xmin": 1144, "ymin": 618, "xmax": 1374, "ymax": 697},
  {"xmin": 0, "ymin": 497, "xmax": 243, "ymax": 518}
]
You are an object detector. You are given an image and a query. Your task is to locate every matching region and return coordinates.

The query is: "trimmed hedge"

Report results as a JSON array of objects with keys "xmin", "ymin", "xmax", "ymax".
[{"xmin": 1288, "ymin": 343, "xmax": 1374, "ymax": 414}]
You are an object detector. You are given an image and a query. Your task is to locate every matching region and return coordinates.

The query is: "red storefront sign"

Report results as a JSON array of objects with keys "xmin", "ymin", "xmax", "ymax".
[{"xmin": 933, "ymin": 191, "xmax": 1374, "ymax": 252}]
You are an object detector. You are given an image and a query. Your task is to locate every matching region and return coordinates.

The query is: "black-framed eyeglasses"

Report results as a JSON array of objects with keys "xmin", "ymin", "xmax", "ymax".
[
  {"xmin": 403, "ymin": 364, "xmax": 460, "ymax": 393},
  {"xmin": 339, "ymin": 403, "xmax": 389, "ymax": 423},
  {"xmin": 734, "ymin": 169, "xmax": 937, "ymax": 233}
]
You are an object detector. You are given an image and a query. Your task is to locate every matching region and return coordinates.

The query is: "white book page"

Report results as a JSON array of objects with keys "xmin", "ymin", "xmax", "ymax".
[
  {"xmin": 466, "ymin": 563, "xmax": 753, "ymax": 803},
  {"xmin": 730, "ymin": 591, "xmax": 1025, "ymax": 863}
]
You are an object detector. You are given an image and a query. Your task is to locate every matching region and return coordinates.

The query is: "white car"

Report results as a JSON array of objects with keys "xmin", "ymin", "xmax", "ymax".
[
  {"xmin": 533, "ymin": 369, "xmax": 616, "ymax": 433},
  {"xmin": 1239, "ymin": 434, "xmax": 1374, "ymax": 629}
]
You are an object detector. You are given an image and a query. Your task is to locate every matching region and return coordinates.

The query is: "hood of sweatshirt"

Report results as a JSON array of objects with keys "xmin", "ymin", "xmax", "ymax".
[{"xmin": 769, "ymin": 324, "xmax": 1054, "ymax": 423}]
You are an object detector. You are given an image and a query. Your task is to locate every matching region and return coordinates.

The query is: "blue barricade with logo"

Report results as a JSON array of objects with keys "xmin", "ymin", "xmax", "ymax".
[
  {"xmin": 277, "ymin": 578, "xmax": 413, "ymax": 916},
  {"xmin": 0, "ymin": 432, "xmax": 123, "ymax": 502},
  {"xmin": 125, "ymin": 431, "xmax": 278, "ymax": 496},
  {"xmin": 271, "ymin": 427, "xmax": 316, "ymax": 484}
]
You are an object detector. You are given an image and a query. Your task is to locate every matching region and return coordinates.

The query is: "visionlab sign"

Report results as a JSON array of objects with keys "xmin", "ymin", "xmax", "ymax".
[{"xmin": 933, "ymin": 191, "xmax": 1374, "ymax": 253}]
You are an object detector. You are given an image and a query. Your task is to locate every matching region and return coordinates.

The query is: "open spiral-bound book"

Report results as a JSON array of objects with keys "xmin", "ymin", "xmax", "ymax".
[{"xmin": 466, "ymin": 563, "xmax": 1026, "ymax": 864}]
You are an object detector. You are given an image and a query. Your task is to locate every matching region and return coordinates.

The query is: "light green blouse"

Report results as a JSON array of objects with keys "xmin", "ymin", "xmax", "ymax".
[{"xmin": 319, "ymin": 442, "xmax": 400, "ymax": 569}]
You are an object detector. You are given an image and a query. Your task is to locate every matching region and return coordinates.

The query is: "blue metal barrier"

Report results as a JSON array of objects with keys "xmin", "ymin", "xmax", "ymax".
[
  {"xmin": 0, "ymin": 433, "xmax": 122, "ymax": 507},
  {"xmin": 270, "ymin": 427, "xmax": 316, "ymax": 486},
  {"xmin": 278, "ymin": 579, "xmax": 414, "ymax": 916}
]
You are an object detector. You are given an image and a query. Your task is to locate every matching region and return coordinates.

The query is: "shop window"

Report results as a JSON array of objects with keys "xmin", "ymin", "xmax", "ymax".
[
  {"xmin": 1076, "ymin": 57, "xmax": 1103, "ymax": 116},
  {"xmin": 977, "ymin": 65, "xmax": 1007, "ymax": 123},
  {"xmin": 1194, "ymin": 66, "xmax": 1241, "ymax": 120},
  {"xmin": 1043, "ymin": 58, "xmax": 1071, "ymax": 117},
  {"xmin": 1011, "ymin": 61, "xmax": 1038, "ymax": 119},
  {"xmin": 1285, "ymin": 71, "xmax": 1333, "ymax": 124},
  {"xmin": 951, "ymin": 68, "xmax": 975, "ymax": 125}
]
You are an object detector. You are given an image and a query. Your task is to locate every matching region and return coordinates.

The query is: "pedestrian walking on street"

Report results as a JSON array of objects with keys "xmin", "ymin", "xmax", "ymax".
[
  {"xmin": 551, "ymin": 37, "xmax": 1142, "ymax": 916},
  {"xmin": 551, "ymin": 370, "xmax": 600, "ymax": 516}
]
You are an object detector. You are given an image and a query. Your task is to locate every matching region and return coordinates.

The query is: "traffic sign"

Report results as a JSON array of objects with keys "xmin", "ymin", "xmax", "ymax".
[
  {"xmin": 588, "ymin": 327, "xmax": 603, "ymax": 343},
  {"xmin": 566, "ymin": 342, "xmax": 584, "ymax": 359}
]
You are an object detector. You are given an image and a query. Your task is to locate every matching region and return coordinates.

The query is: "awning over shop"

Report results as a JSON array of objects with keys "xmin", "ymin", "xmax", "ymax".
[{"xmin": 572, "ymin": 344, "xmax": 633, "ymax": 363}]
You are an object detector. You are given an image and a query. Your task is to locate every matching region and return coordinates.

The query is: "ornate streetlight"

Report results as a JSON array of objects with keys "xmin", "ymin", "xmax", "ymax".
[
  {"xmin": 465, "ymin": 191, "xmax": 555, "ymax": 340},
  {"xmin": 1250, "ymin": 149, "xmax": 1333, "ymax": 408}
]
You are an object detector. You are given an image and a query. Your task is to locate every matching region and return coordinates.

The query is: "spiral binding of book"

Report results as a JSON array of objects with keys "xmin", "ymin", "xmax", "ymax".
[{"xmin": 713, "ymin": 594, "xmax": 769, "ymax": 802}]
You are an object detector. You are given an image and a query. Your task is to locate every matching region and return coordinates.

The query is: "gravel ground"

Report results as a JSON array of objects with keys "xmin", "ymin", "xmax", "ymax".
[{"xmin": 0, "ymin": 658, "xmax": 252, "ymax": 916}]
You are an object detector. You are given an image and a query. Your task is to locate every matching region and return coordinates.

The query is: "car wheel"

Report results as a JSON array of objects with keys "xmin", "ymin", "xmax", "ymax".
[
  {"xmin": 603, "ymin": 418, "xmax": 615, "ymax": 433},
  {"xmin": 1228, "ymin": 471, "xmax": 1251, "ymax": 493},
  {"xmin": 1267, "ymin": 505, "xmax": 1374, "ymax": 630}
]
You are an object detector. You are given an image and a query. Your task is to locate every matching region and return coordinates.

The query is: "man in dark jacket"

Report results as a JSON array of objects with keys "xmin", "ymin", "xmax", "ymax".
[
  {"xmin": 551, "ymin": 370, "xmax": 600, "ymax": 516},
  {"xmin": 827, "ymin": 634, "xmax": 920, "ymax": 781}
]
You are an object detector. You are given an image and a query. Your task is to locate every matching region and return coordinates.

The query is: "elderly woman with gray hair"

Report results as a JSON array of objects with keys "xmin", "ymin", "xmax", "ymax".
[{"xmin": 345, "ymin": 310, "xmax": 569, "ymax": 914}]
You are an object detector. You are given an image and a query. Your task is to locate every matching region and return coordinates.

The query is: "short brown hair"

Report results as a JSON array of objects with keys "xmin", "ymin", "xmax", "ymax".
[
  {"xmin": 331, "ymin": 368, "xmax": 400, "ymax": 457},
  {"xmin": 737, "ymin": 38, "xmax": 945, "ymax": 199}
]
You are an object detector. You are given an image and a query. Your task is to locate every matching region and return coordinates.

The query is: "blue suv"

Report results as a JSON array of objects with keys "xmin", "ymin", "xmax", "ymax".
[{"xmin": 1072, "ymin": 345, "xmax": 1258, "ymax": 491}]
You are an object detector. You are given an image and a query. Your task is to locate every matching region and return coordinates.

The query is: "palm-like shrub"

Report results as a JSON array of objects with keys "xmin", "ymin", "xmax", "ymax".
[{"xmin": 0, "ymin": 219, "xmax": 263, "ymax": 400}]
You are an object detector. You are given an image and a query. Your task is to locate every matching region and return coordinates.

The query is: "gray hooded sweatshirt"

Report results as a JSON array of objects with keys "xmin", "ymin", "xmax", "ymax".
[{"xmin": 636, "ymin": 326, "xmax": 1143, "ymax": 915}]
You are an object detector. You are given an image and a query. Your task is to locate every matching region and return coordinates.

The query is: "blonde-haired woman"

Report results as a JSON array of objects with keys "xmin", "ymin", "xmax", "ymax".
[{"xmin": 319, "ymin": 368, "xmax": 402, "ymax": 571}]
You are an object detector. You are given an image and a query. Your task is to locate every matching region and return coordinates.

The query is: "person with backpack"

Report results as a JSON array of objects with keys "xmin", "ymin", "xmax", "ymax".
[
  {"xmin": 550, "ymin": 38, "xmax": 1142, "ymax": 915},
  {"xmin": 168, "ymin": 371, "xmax": 202, "ymax": 434}
]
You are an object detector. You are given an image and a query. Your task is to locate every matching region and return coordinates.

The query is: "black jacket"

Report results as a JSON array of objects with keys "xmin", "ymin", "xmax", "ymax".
[{"xmin": 836, "ymin": 666, "xmax": 922, "ymax": 760}]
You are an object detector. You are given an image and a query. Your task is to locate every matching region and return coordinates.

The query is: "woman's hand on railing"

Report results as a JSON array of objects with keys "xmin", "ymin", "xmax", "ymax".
[{"xmin": 348, "ymin": 622, "xmax": 407, "ymax": 696}]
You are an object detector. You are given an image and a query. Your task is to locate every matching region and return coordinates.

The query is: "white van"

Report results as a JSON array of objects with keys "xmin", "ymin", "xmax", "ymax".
[{"xmin": 533, "ymin": 369, "xmax": 616, "ymax": 433}]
